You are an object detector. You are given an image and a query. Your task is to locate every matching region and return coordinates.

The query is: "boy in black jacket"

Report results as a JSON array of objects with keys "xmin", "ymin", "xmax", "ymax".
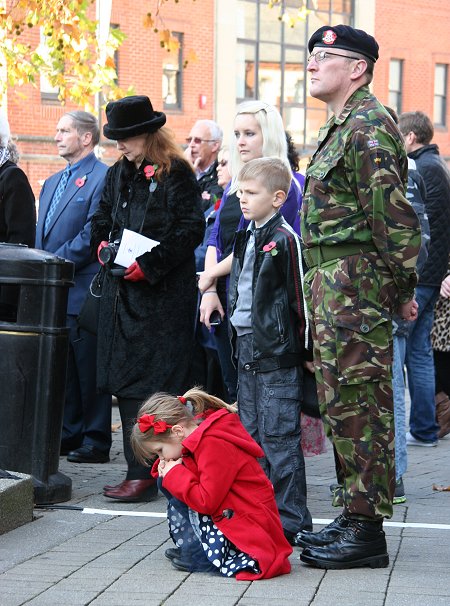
[{"xmin": 228, "ymin": 157, "xmax": 313, "ymax": 543}]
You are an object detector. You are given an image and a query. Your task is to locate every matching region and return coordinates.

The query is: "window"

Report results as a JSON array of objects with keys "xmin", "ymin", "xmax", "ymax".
[
  {"xmin": 162, "ymin": 32, "xmax": 183, "ymax": 110},
  {"xmin": 388, "ymin": 59, "xmax": 403, "ymax": 117},
  {"xmin": 39, "ymin": 28, "xmax": 59, "ymax": 101},
  {"xmin": 434, "ymin": 64, "xmax": 448, "ymax": 127},
  {"xmin": 235, "ymin": 0, "xmax": 354, "ymax": 154}
]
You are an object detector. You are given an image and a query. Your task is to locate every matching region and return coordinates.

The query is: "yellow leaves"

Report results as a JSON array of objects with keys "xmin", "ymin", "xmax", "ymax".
[
  {"xmin": 143, "ymin": 13, "xmax": 155, "ymax": 29},
  {"xmin": 269, "ymin": 0, "xmax": 311, "ymax": 28},
  {"xmin": 183, "ymin": 48, "xmax": 197, "ymax": 68},
  {"xmin": 105, "ymin": 55, "xmax": 116, "ymax": 69},
  {"xmin": 0, "ymin": 0, "xmax": 125, "ymax": 107}
]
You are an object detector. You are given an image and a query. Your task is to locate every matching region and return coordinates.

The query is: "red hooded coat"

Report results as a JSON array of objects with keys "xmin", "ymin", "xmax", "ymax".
[{"xmin": 160, "ymin": 408, "xmax": 292, "ymax": 580}]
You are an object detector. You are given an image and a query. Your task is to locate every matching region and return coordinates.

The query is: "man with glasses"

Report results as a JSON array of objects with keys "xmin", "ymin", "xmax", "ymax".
[
  {"xmin": 296, "ymin": 25, "xmax": 421, "ymax": 569},
  {"xmin": 184, "ymin": 119, "xmax": 223, "ymax": 209}
]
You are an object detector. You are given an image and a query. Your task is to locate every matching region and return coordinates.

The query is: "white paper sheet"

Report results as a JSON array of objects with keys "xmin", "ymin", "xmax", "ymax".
[{"xmin": 114, "ymin": 228, "xmax": 160, "ymax": 268}]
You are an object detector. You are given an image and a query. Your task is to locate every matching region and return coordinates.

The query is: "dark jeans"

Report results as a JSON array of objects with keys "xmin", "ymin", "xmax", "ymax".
[
  {"xmin": 236, "ymin": 334, "xmax": 312, "ymax": 534},
  {"xmin": 406, "ymin": 285, "xmax": 441, "ymax": 442}
]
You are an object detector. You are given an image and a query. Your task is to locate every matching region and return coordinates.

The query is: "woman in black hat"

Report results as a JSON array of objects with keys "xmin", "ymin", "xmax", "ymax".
[{"xmin": 91, "ymin": 95, "xmax": 205, "ymax": 502}]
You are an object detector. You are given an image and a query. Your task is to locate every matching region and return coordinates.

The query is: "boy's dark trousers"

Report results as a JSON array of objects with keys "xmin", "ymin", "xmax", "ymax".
[{"xmin": 236, "ymin": 333, "xmax": 312, "ymax": 534}]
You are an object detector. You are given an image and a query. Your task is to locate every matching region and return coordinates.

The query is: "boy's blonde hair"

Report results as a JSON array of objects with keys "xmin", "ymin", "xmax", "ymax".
[
  {"xmin": 130, "ymin": 387, "xmax": 236, "ymax": 466},
  {"xmin": 237, "ymin": 157, "xmax": 292, "ymax": 196}
]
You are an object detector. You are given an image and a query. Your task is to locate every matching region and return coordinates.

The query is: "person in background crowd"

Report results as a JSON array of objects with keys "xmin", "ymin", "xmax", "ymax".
[
  {"xmin": 398, "ymin": 111, "xmax": 450, "ymax": 447},
  {"xmin": 91, "ymin": 95, "xmax": 204, "ymax": 503},
  {"xmin": 431, "ymin": 257, "xmax": 450, "ymax": 439},
  {"xmin": 296, "ymin": 24, "xmax": 421, "ymax": 569},
  {"xmin": 36, "ymin": 111, "xmax": 112, "ymax": 464},
  {"xmin": 184, "ymin": 119, "xmax": 223, "ymax": 211},
  {"xmin": 0, "ymin": 112, "xmax": 36, "ymax": 321},
  {"xmin": 198, "ymin": 101, "xmax": 303, "ymax": 401},
  {"xmin": 191, "ymin": 147, "xmax": 232, "ymax": 402}
]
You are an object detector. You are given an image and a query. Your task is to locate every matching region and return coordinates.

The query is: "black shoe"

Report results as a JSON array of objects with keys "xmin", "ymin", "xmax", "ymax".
[
  {"xmin": 67, "ymin": 445, "xmax": 110, "ymax": 463},
  {"xmin": 294, "ymin": 513, "xmax": 351, "ymax": 548},
  {"xmin": 165, "ymin": 548, "xmax": 181, "ymax": 561},
  {"xmin": 171, "ymin": 557, "xmax": 192, "ymax": 572},
  {"xmin": 283, "ymin": 530, "xmax": 297, "ymax": 545},
  {"xmin": 60, "ymin": 440, "xmax": 82, "ymax": 456},
  {"xmin": 300, "ymin": 520, "xmax": 389, "ymax": 569}
]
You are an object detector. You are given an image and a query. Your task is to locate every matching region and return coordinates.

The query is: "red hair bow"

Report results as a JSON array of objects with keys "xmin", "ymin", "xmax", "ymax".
[
  {"xmin": 177, "ymin": 396, "xmax": 187, "ymax": 404},
  {"xmin": 138, "ymin": 413, "xmax": 172, "ymax": 434}
]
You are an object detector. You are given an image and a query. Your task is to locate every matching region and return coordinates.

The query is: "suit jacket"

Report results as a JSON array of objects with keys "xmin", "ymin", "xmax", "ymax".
[{"xmin": 36, "ymin": 152, "xmax": 107, "ymax": 315}]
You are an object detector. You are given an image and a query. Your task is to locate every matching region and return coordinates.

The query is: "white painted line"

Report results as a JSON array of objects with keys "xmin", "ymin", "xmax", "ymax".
[
  {"xmin": 82, "ymin": 508, "xmax": 167, "ymax": 517},
  {"xmin": 313, "ymin": 518, "xmax": 450, "ymax": 530},
  {"xmin": 81, "ymin": 510, "xmax": 450, "ymax": 530}
]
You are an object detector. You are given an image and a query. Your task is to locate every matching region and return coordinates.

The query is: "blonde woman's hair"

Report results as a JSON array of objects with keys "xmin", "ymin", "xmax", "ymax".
[
  {"xmin": 131, "ymin": 387, "xmax": 237, "ymax": 466},
  {"xmin": 238, "ymin": 157, "xmax": 292, "ymax": 196},
  {"xmin": 142, "ymin": 126, "xmax": 193, "ymax": 178},
  {"xmin": 229, "ymin": 100, "xmax": 289, "ymax": 193}
]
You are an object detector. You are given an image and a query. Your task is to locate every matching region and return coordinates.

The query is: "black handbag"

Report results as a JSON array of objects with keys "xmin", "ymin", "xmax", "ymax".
[
  {"xmin": 77, "ymin": 270, "xmax": 104, "ymax": 335},
  {"xmin": 301, "ymin": 368, "xmax": 321, "ymax": 418}
]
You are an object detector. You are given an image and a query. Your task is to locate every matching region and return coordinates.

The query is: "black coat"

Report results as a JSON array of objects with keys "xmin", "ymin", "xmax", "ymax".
[
  {"xmin": 90, "ymin": 157, "xmax": 205, "ymax": 399},
  {"xmin": 0, "ymin": 160, "xmax": 36, "ymax": 246},
  {"xmin": 408, "ymin": 144, "xmax": 450, "ymax": 286}
]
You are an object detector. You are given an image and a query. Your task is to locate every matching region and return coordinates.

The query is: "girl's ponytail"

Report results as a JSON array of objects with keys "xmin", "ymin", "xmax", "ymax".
[{"xmin": 182, "ymin": 387, "xmax": 237, "ymax": 417}]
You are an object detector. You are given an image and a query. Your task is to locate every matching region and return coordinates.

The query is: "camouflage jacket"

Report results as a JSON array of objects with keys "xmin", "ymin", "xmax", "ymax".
[{"xmin": 301, "ymin": 85, "xmax": 421, "ymax": 303}]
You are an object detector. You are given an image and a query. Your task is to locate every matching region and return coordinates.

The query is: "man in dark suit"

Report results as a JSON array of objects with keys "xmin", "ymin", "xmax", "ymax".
[{"xmin": 36, "ymin": 111, "xmax": 111, "ymax": 463}]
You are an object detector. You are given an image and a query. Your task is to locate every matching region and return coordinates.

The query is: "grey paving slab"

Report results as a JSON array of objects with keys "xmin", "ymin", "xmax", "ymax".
[{"xmin": 0, "ymin": 399, "xmax": 449, "ymax": 606}]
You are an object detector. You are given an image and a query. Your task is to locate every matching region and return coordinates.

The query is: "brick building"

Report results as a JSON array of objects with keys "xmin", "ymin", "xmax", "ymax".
[
  {"xmin": 5, "ymin": 0, "xmax": 216, "ymax": 198},
  {"xmin": 3, "ymin": 0, "xmax": 450, "ymax": 199}
]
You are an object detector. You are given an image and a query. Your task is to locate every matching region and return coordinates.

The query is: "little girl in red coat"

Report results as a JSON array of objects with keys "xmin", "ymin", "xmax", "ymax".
[{"xmin": 131, "ymin": 387, "xmax": 292, "ymax": 580}]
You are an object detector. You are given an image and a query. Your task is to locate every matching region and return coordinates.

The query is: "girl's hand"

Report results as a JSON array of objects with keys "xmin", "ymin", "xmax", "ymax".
[
  {"xmin": 198, "ymin": 270, "xmax": 215, "ymax": 293},
  {"xmin": 199, "ymin": 292, "xmax": 224, "ymax": 329},
  {"xmin": 160, "ymin": 458, "xmax": 183, "ymax": 477}
]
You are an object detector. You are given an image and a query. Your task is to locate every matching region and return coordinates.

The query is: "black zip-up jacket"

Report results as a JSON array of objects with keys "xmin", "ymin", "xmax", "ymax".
[
  {"xmin": 408, "ymin": 144, "xmax": 450, "ymax": 286},
  {"xmin": 228, "ymin": 213, "xmax": 312, "ymax": 371}
]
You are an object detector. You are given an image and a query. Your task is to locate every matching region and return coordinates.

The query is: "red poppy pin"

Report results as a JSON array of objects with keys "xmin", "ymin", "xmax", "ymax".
[
  {"xmin": 143, "ymin": 164, "xmax": 159, "ymax": 193},
  {"xmin": 75, "ymin": 175, "xmax": 87, "ymax": 188},
  {"xmin": 262, "ymin": 241, "xmax": 278, "ymax": 256}
]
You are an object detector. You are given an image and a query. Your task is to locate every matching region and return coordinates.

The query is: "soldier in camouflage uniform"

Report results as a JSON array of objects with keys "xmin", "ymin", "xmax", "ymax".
[{"xmin": 294, "ymin": 25, "xmax": 421, "ymax": 570}]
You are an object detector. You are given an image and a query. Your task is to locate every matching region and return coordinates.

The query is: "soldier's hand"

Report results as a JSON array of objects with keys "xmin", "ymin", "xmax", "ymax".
[{"xmin": 398, "ymin": 299, "xmax": 418, "ymax": 321}]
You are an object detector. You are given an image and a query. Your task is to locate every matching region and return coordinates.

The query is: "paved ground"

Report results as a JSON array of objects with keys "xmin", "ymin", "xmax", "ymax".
[{"xmin": 1, "ymin": 403, "xmax": 449, "ymax": 606}]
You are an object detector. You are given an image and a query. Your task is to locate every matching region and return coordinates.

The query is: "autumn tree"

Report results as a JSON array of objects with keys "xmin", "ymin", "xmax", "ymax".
[
  {"xmin": 0, "ymin": 0, "xmax": 200, "ymax": 109},
  {"xmin": 0, "ymin": 0, "xmax": 129, "ymax": 109}
]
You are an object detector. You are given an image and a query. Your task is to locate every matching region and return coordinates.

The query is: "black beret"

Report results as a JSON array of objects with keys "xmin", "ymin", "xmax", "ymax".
[{"xmin": 308, "ymin": 25, "xmax": 379, "ymax": 63}]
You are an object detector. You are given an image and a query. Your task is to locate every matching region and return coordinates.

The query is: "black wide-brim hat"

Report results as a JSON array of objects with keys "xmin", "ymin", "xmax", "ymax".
[{"xmin": 103, "ymin": 95, "xmax": 166, "ymax": 140}]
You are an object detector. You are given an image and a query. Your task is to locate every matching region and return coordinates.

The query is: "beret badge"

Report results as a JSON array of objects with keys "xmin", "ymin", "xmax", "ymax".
[{"xmin": 322, "ymin": 29, "xmax": 337, "ymax": 45}]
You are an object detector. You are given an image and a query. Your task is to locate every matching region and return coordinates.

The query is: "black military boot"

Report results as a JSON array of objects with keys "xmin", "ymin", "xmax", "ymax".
[
  {"xmin": 294, "ymin": 513, "xmax": 351, "ymax": 548},
  {"xmin": 300, "ymin": 519, "xmax": 389, "ymax": 569}
]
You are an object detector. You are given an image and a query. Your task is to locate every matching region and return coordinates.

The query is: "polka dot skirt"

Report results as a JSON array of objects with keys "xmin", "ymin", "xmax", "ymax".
[{"xmin": 167, "ymin": 501, "xmax": 260, "ymax": 577}]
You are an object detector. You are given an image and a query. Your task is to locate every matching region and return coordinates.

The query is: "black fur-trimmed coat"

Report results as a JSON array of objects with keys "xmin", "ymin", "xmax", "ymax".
[{"xmin": 90, "ymin": 157, "xmax": 204, "ymax": 399}]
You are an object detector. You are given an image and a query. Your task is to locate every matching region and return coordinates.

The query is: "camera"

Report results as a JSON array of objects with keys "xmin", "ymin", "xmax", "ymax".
[{"xmin": 99, "ymin": 239, "xmax": 120, "ymax": 266}]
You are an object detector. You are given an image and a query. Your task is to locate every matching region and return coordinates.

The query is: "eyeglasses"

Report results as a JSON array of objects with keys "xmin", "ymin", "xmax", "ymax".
[
  {"xmin": 186, "ymin": 137, "xmax": 216, "ymax": 145},
  {"xmin": 218, "ymin": 160, "xmax": 228, "ymax": 167},
  {"xmin": 307, "ymin": 50, "xmax": 362, "ymax": 64}
]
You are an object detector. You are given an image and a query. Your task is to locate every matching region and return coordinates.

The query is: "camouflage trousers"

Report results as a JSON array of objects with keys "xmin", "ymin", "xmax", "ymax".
[{"xmin": 304, "ymin": 253, "xmax": 396, "ymax": 520}]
